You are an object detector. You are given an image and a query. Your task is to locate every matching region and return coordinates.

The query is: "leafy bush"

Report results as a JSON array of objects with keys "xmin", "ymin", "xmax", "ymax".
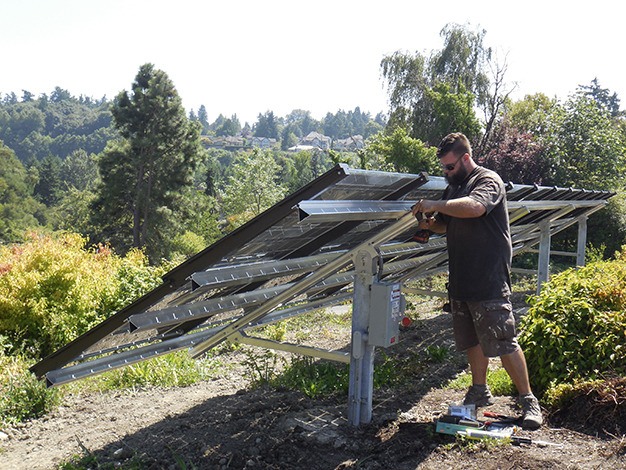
[
  {"xmin": 518, "ymin": 248, "xmax": 626, "ymax": 396},
  {"xmin": 0, "ymin": 232, "xmax": 164, "ymax": 359},
  {"xmin": 0, "ymin": 353, "xmax": 59, "ymax": 424}
]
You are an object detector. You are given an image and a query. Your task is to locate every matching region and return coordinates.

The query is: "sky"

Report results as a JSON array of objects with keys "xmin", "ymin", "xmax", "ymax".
[{"xmin": 2, "ymin": 0, "xmax": 624, "ymax": 125}]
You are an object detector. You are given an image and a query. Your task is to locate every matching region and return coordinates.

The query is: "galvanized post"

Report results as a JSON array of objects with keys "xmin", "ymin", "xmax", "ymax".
[
  {"xmin": 576, "ymin": 215, "xmax": 588, "ymax": 267},
  {"xmin": 347, "ymin": 246, "xmax": 378, "ymax": 426},
  {"xmin": 537, "ymin": 221, "xmax": 551, "ymax": 294}
]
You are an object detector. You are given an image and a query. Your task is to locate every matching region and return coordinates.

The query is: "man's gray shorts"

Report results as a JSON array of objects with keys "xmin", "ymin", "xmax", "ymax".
[{"xmin": 450, "ymin": 298, "xmax": 519, "ymax": 357}]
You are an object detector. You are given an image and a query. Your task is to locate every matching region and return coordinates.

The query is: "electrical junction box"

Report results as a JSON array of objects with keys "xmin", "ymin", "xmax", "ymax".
[{"xmin": 368, "ymin": 282, "xmax": 405, "ymax": 347}]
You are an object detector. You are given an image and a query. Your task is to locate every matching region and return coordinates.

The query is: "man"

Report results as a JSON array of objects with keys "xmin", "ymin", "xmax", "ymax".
[{"xmin": 411, "ymin": 132, "xmax": 542, "ymax": 429}]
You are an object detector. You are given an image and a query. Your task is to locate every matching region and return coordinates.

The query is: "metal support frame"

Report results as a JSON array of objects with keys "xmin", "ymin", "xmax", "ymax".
[
  {"xmin": 537, "ymin": 221, "xmax": 551, "ymax": 293},
  {"xmin": 576, "ymin": 215, "xmax": 588, "ymax": 267},
  {"xmin": 347, "ymin": 245, "xmax": 379, "ymax": 426},
  {"xmin": 189, "ymin": 213, "xmax": 418, "ymax": 359}
]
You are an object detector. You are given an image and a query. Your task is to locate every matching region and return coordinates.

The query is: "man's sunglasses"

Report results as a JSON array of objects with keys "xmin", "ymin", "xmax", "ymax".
[{"xmin": 440, "ymin": 154, "xmax": 464, "ymax": 171}]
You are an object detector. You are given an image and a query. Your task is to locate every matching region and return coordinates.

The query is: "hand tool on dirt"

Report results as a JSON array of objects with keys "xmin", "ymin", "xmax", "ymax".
[
  {"xmin": 482, "ymin": 411, "xmax": 519, "ymax": 423},
  {"xmin": 510, "ymin": 435, "xmax": 564, "ymax": 448},
  {"xmin": 458, "ymin": 429, "xmax": 563, "ymax": 448}
]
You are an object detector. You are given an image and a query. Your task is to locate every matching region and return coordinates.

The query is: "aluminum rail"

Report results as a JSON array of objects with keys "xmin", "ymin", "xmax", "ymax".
[{"xmin": 297, "ymin": 199, "xmax": 607, "ymax": 224}]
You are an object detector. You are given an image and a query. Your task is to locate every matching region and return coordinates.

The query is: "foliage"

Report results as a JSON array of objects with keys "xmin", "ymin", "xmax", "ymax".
[
  {"xmin": 254, "ymin": 111, "xmax": 279, "ymax": 139},
  {"xmin": 543, "ymin": 377, "xmax": 626, "ymax": 437},
  {"xmin": 0, "ymin": 353, "xmax": 59, "ymax": 424},
  {"xmin": 541, "ymin": 92, "xmax": 626, "ymax": 190},
  {"xmin": 0, "ymin": 142, "xmax": 45, "ymax": 242},
  {"xmin": 479, "ymin": 124, "xmax": 549, "ymax": 185},
  {"xmin": 219, "ymin": 149, "xmax": 287, "ymax": 228},
  {"xmin": 426, "ymin": 82, "xmax": 481, "ymax": 143},
  {"xmin": 94, "ymin": 63, "xmax": 205, "ymax": 261},
  {"xmin": 504, "ymin": 93, "xmax": 558, "ymax": 136},
  {"xmin": 270, "ymin": 356, "xmax": 349, "ymax": 398},
  {"xmin": 0, "ymin": 89, "xmax": 116, "ymax": 163},
  {"xmin": 0, "ymin": 232, "xmax": 163, "ymax": 359},
  {"xmin": 518, "ymin": 249, "xmax": 626, "ymax": 396},
  {"xmin": 446, "ymin": 368, "xmax": 515, "ymax": 397},
  {"xmin": 76, "ymin": 351, "xmax": 220, "ymax": 391},
  {"xmin": 381, "ymin": 23, "xmax": 490, "ymax": 145},
  {"xmin": 364, "ymin": 127, "xmax": 438, "ymax": 174},
  {"xmin": 586, "ymin": 191, "xmax": 626, "ymax": 259}
]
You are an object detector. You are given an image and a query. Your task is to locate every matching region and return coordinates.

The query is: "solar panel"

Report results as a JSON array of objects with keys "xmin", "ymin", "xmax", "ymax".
[{"xmin": 31, "ymin": 164, "xmax": 613, "ymax": 397}]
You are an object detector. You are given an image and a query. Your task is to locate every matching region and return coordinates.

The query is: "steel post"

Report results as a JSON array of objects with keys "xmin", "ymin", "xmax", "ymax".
[
  {"xmin": 537, "ymin": 221, "xmax": 551, "ymax": 293},
  {"xmin": 347, "ymin": 246, "xmax": 378, "ymax": 426},
  {"xmin": 576, "ymin": 216, "xmax": 588, "ymax": 267}
]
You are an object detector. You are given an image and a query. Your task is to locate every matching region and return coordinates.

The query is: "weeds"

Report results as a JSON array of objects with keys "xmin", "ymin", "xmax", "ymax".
[
  {"xmin": 0, "ymin": 354, "xmax": 59, "ymax": 425},
  {"xmin": 446, "ymin": 367, "xmax": 515, "ymax": 397},
  {"xmin": 66, "ymin": 351, "xmax": 223, "ymax": 394}
]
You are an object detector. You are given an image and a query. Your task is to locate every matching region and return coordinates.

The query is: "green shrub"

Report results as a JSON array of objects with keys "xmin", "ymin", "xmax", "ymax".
[
  {"xmin": 0, "ymin": 232, "xmax": 164, "ymax": 359},
  {"xmin": 0, "ymin": 354, "xmax": 59, "ymax": 424},
  {"xmin": 518, "ymin": 248, "xmax": 626, "ymax": 396}
]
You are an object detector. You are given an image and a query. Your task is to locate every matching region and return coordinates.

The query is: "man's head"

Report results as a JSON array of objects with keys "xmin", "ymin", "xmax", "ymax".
[{"xmin": 437, "ymin": 132, "xmax": 474, "ymax": 185}]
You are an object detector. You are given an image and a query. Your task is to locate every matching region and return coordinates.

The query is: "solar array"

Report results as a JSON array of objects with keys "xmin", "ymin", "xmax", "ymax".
[{"xmin": 31, "ymin": 164, "xmax": 613, "ymax": 389}]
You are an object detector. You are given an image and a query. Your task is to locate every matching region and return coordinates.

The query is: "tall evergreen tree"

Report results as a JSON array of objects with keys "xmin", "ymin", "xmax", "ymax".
[{"xmin": 93, "ymin": 63, "xmax": 203, "ymax": 260}]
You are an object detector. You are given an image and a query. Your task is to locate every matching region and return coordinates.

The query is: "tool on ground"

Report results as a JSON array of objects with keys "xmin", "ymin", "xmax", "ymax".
[
  {"xmin": 483, "ymin": 411, "xmax": 518, "ymax": 421},
  {"xmin": 458, "ymin": 428, "xmax": 563, "ymax": 447}
]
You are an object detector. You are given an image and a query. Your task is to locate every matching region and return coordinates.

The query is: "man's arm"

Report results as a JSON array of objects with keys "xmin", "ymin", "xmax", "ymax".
[{"xmin": 412, "ymin": 196, "xmax": 486, "ymax": 219}]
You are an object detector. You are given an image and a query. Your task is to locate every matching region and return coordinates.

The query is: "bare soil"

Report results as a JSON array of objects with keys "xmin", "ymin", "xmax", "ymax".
[{"xmin": 2, "ymin": 295, "xmax": 625, "ymax": 469}]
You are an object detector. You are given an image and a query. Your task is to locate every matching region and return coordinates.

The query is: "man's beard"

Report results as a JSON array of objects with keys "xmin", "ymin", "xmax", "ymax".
[{"xmin": 445, "ymin": 165, "xmax": 469, "ymax": 186}]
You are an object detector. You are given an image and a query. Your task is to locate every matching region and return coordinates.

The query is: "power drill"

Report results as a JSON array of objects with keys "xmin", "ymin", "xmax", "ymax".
[{"xmin": 412, "ymin": 211, "xmax": 434, "ymax": 243}]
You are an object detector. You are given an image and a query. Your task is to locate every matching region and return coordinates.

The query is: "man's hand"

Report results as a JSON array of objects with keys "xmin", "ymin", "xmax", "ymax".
[
  {"xmin": 411, "ymin": 199, "xmax": 446, "ymax": 235},
  {"xmin": 411, "ymin": 199, "xmax": 438, "ymax": 217}
]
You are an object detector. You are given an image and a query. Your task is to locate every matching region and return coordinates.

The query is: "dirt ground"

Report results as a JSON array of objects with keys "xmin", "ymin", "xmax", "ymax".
[{"xmin": 2, "ymin": 295, "xmax": 625, "ymax": 469}]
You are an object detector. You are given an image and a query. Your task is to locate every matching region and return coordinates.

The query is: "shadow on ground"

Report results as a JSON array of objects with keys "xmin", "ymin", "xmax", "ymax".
[{"xmin": 69, "ymin": 311, "xmax": 469, "ymax": 469}]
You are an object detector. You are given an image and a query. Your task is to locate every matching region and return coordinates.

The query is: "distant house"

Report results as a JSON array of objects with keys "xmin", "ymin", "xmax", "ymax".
[
  {"xmin": 298, "ymin": 131, "xmax": 332, "ymax": 150},
  {"xmin": 333, "ymin": 135, "xmax": 364, "ymax": 151},
  {"xmin": 203, "ymin": 135, "xmax": 245, "ymax": 150},
  {"xmin": 249, "ymin": 136, "xmax": 277, "ymax": 149}
]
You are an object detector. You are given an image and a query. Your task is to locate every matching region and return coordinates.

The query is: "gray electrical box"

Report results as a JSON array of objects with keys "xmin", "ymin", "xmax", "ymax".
[{"xmin": 368, "ymin": 282, "xmax": 405, "ymax": 347}]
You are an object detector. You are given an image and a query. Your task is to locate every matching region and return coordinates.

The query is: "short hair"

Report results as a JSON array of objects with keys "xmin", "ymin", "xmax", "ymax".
[{"xmin": 436, "ymin": 132, "xmax": 472, "ymax": 158}]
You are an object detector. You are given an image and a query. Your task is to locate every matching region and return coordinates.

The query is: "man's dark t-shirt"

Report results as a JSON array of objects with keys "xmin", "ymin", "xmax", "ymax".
[{"xmin": 438, "ymin": 166, "xmax": 512, "ymax": 301}]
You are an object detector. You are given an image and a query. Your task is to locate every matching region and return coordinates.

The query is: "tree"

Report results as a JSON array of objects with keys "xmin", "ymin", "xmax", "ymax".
[
  {"xmin": 59, "ymin": 149, "xmax": 99, "ymax": 191},
  {"xmin": 215, "ymin": 115, "xmax": 241, "ymax": 136},
  {"xmin": 220, "ymin": 149, "xmax": 287, "ymax": 228},
  {"xmin": 578, "ymin": 78, "xmax": 622, "ymax": 117},
  {"xmin": 254, "ymin": 111, "xmax": 279, "ymax": 139},
  {"xmin": 197, "ymin": 104, "xmax": 210, "ymax": 134},
  {"xmin": 381, "ymin": 23, "xmax": 494, "ymax": 146},
  {"xmin": 0, "ymin": 142, "xmax": 44, "ymax": 242},
  {"xmin": 478, "ymin": 125, "xmax": 548, "ymax": 185},
  {"xmin": 364, "ymin": 127, "xmax": 438, "ymax": 174},
  {"xmin": 542, "ymin": 93, "xmax": 626, "ymax": 190},
  {"xmin": 94, "ymin": 63, "xmax": 204, "ymax": 260}
]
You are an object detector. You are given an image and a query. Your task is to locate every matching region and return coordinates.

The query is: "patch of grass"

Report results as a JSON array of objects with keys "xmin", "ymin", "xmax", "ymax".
[
  {"xmin": 455, "ymin": 434, "xmax": 510, "ymax": 452},
  {"xmin": 446, "ymin": 367, "xmax": 515, "ymax": 397},
  {"xmin": 250, "ymin": 306, "xmax": 352, "ymax": 344},
  {"xmin": 263, "ymin": 350, "xmax": 430, "ymax": 398},
  {"xmin": 67, "ymin": 350, "xmax": 223, "ymax": 393},
  {"xmin": 425, "ymin": 345, "xmax": 451, "ymax": 363},
  {"xmin": 242, "ymin": 348, "xmax": 287, "ymax": 386},
  {"xmin": 272, "ymin": 356, "xmax": 350, "ymax": 398}
]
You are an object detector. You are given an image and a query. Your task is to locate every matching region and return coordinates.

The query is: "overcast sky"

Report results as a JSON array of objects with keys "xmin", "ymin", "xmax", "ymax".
[{"xmin": 2, "ymin": 0, "xmax": 624, "ymax": 124}]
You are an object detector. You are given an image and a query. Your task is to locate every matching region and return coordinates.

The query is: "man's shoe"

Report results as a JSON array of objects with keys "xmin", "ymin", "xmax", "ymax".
[
  {"xmin": 462, "ymin": 384, "xmax": 495, "ymax": 408},
  {"xmin": 519, "ymin": 393, "xmax": 543, "ymax": 429}
]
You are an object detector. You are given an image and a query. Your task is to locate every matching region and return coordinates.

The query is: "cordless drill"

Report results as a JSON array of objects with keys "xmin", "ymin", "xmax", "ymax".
[{"xmin": 412, "ymin": 211, "xmax": 434, "ymax": 243}]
